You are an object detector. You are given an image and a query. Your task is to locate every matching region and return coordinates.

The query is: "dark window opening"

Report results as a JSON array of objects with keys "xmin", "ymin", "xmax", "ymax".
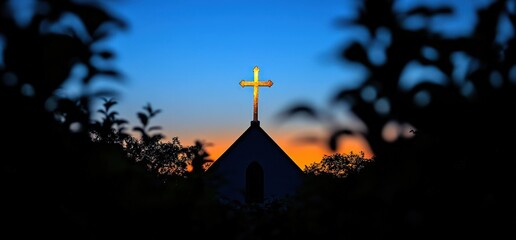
[{"xmin": 246, "ymin": 161, "xmax": 264, "ymax": 204}]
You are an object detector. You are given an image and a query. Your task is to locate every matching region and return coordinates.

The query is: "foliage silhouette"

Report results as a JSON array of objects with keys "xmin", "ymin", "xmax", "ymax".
[
  {"xmin": 89, "ymin": 99, "xmax": 188, "ymax": 180},
  {"xmin": 0, "ymin": 1, "xmax": 219, "ymax": 239},
  {"xmin": 281, "ymin": 0, "xmax": 516, "ymax": 238},
  {"xmin": 304, "ymin": 151, "xmax": 374, "ymax": 178},
  {"xmin": 90, "ymin": 97, "xmax": 129, "ymax": 144},
  {"xmin": 187, "ymin": 140, "xmax": 214, "ymax": 175},
  {"xmin": 4, "ymin": 0, "xmax": 515, "ymax": 239},
  {"xmin": 133, "ymin": 102, "xmax": 164, "ymax": 143},
  {"xmin": 0, "ymin": 0, "xmax": 131, "ymax": 238}
]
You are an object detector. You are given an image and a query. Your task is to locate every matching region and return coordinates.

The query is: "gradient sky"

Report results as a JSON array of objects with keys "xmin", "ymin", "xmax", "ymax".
[
  {"xmin": 65, "ymin": 0, "xmax": 369, "ymax": 169},
  {"xmin": 59, "ymin": 0, "xmax": 496, "ymax": 168}
]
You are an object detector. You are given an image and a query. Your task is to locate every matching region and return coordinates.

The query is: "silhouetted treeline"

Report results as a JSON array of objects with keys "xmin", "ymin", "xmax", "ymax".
[
  {"xmin": 2, "ymin": 0, "xmax": 515, "ymax": 239},
  {"xmin": 283, "ymin": 0, "xmax": 516, "ymax": 238},
  {"xmin": 0, "ymin": 0, "xmax": 215, "ymax": 238},
  {"xmin": 304, "ymin": 151, "xmax": 374, "ymax": 178}
]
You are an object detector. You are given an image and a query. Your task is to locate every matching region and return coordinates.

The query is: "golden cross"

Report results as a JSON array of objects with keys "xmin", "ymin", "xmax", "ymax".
[{"xmin": 239, "ymin": 66, "xmax": 273, "ymax": 122}]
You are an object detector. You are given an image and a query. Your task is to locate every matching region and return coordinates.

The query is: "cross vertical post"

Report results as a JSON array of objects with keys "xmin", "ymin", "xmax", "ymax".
[{"xmin": 239, "ymin": 66, "xmax": 273, "ymax": 122}]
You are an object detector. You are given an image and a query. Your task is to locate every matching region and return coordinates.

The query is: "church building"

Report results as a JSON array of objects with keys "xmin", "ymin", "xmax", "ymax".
[{"xmin": 205, "ymin": 66, "xmax": 304, "ymax": 204}]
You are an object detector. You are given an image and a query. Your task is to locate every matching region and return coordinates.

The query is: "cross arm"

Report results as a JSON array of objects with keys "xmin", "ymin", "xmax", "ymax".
[
  {"xmin": 257, "ymin": 80, "xmax": 273, "ymax": 87},
  {"xmin": 239, "ymin": 80, "xmax": 251, "ymax": 87},
  {"xmin": 239, "ymin": 80, "xmax": 273, "ymax": 87}
]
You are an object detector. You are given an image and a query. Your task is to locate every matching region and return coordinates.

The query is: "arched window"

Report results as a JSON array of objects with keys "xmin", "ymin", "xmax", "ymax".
[{"xmin": 246, "ymin": 161, "xmax": 264, "ymax": 203}]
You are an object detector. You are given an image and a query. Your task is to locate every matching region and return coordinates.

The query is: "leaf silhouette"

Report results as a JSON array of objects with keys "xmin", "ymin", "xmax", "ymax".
[
  {"xmin": 405, "ymin": 6, "xmax": 453, "ymax": 17},
  {"xmin": 70, "ymin": 2, "xmax": 126, "ymax": 38},
  {"xmin": 107, "ymin": 111, "xmax": 119, "ymax": 119},
  {"xmin": 277, "ymin": 104, "xmax": 319, "ymax": 121},
  {"xmin": 114, "ymin": 119, "xmax": 128, "ymax": 125},
  {"xmin": 148, "ymin": 126, "xmax": 162, "ymax": 132},
  {"xmin": 342, "ymin": 42, "xmax": 371, "ymax": 67},
  {"xmin": 97, "ymin": 50, "xmax": 115, "ymax": 59},
  {"xmin": 293, "ymin": 135, "xmax": 322, "ymax": 144},
  {"xmin": 143, "ymin": 103, "xmax": 153, "ymax": 114},
  {"xmin": 133, "ymin": 126, "xmax": 145, "ymax": 135},
  {"xmin": 96, "ymin": 69, "xmax": 122, "ymax": 79},
  {"xmin": 103, "ymin": 98, "xmax": 117, "ymax": 111},
  {"xmin": 333, "ymin": 88, "xmax": 360, "ymax": 104},
  {"xmin": 329, "ymin": 129, "xmax": 354, "ymax": 151},
  {"xmin": 137, "ymin": 112, "xmax": 148, "ymax": 127},
  {"xmin": 151, "ymin": 109, "xmax": 162, "ymax": 117}
]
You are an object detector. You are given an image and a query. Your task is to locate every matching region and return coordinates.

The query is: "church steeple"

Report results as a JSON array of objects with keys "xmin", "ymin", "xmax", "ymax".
[{"xmin": 205, "ymin": 68, "xmax": 302, "ymax": 204}]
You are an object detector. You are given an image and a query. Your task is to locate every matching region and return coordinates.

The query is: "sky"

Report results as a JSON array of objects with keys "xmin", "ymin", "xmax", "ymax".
[
  {"xmin": 68, "ymin": 0, "xmax": 372, "ymax": 168},
  {"xmin": 57, "ymin": 0, "xmax": 499, "ymax": 168}
]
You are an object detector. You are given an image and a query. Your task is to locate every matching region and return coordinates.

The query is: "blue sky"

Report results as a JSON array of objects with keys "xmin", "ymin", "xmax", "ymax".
[
  {"xmin": 74, "ymin": 0, "xmax": 367, "ymax": 166},
  {"xmin": 56, "ymin": 0, "xmax": 504, "ymax": 166}
]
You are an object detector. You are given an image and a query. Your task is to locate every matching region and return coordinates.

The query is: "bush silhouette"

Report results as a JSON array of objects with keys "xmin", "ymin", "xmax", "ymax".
[
  {"xmin": 3, "ymin": 0, "xmax": 515, "ymax": 239},
  {"xmin": 282, "ymin": 0, "xmax": 516, "ymax": 238}
]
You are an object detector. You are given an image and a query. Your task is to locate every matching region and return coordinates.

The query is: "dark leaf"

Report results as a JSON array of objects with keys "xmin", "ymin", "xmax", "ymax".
[
  {"xmin": 151, "ymin": 133, "xmax": 165, "ymax": 141},
  {"xmin": 104, "ymin": 100, "xmax": 117, "ymax": 111},
  {"xmin": 92, "ymin": 30, "xmax": 110, "ymax": 41},
  {"xmin": 133, "ymin": 126, "xmax": 145, "ymax": 134},
  {"xmin": 114, "ymin": 119, "xmax": 128, "ymax": 125},
  {"xmin": 329, "ymin": 129, "xmax": 354, "ymax": 151},
  {"xmin": 96, "ymin": 69, "xmax": 122, "ymax": 79},
  {"xmin": 293, "ymin": 135, "xmax": 322, "ymax": 144},
  {"xmin": 151, "ymin": 109, "xmax": 162, "ymax": 117},
  {"xmin": 144, "ymin": 103, "xmax": 152, "ymax": 114},
  {"xmin": 70, "ymin": 2, "xmax": 126, "ymax": 38},
  {"xmin": 137, "ymin": 112, "xmax": 148, "ymax": 127},
  {"xmin": 333, "ymin": 88, "xmax": 360, "ymax": 103},
  {"xmin": 148, "ymin": 126, "xmax": 162, "ymax": 132},
  {"xmin": 107, "ymin": 111, "xmax": 119, "ymax": 119},
  {"xmin": 97, "ymin": 50, "xmax": 115, "ymax": 59},
  {"xmin": 405, "ymin": 6, "xmax": 453, "ymax": 17},
  {"xmin": 277, "ymin": 104, "xmax": 319, "ymax": 121},
  {"xmin": 342, "ymin": 42, "xmax": 371, "ymax": 66}
]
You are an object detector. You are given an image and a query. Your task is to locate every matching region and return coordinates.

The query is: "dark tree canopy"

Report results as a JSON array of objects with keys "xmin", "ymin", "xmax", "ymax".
[
  {"xmin": 304, "ymin": 151, "xmax": 373, "ymax": 178},
  {"xmin": 2, "ymin": 0, "xmax": 515, "ymax": 239},
  {"xmin": 282, "ymin": 0, "xmax": 516, "ymax": 238}
]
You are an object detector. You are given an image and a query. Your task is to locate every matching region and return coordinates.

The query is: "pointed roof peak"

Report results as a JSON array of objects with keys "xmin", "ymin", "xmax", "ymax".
[{"xmin": 250, "ymin": 120, "xmax": 260, "ymax": 127}]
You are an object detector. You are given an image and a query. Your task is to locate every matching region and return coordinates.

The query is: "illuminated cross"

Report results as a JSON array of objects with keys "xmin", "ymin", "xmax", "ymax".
[{"xmin": 239, "ymin": 66, "xmax": 273, "ymax": 122}]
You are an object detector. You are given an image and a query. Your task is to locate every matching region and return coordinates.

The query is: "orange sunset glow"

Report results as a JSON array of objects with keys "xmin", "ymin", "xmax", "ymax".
[
  {"xmin": 177, "ymin": 129, "xmax": 374, "ymax": 169},
  {"xmin": 5, "ymin": 0, "xmax": 515, "ymax": 238}
]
